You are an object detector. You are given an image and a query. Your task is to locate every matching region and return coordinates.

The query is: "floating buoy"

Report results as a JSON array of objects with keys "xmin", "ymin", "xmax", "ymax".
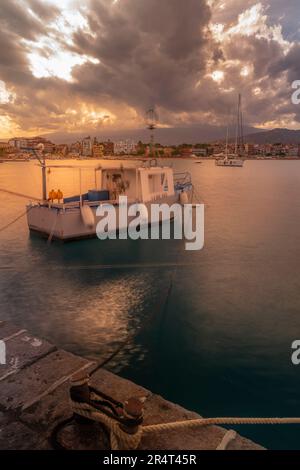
[{"xmin": 80, "ymin": 204, "xmax": 94, "ymax": 228}]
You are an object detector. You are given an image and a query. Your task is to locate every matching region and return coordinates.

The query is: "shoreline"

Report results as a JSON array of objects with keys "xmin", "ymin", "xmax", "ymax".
[{"xmin": 1, "ymin": 156, "xmax": 300, "ymax": 163}]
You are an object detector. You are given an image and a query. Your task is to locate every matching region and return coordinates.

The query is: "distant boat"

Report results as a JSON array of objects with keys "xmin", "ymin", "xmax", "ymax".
[
  {"xmin": 215, "ymin": 156, "xmax": 244, "ymax": 167},
  {"xmin": 215, "ymin": 94, "xmax": 245, "ymax": 168}
]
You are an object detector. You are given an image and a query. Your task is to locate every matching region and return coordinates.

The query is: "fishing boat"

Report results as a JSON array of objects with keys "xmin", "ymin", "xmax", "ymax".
[
  {"xmin": 215, "ymin": 94, "xmax": 245, "ymax": 168},
  {"xmin": 26, "ymin": 148, "xmax": 193, "ymax": 241}
]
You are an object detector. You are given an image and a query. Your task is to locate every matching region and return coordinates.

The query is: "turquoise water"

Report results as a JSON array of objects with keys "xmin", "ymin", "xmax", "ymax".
[{"xmin": 1, "ymin": 159, "xmax": 300, "ymax": 449}]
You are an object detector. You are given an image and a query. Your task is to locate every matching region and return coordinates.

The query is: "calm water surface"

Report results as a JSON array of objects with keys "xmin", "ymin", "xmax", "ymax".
[{"xmin": 1, "ymin": 159, "xmax": 300, "ymax": 449}]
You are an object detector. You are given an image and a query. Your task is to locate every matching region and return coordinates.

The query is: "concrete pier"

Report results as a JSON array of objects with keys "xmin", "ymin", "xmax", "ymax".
[{"xmin": 0, "ymin": 321, "xmax": 263, "ymax": 450}]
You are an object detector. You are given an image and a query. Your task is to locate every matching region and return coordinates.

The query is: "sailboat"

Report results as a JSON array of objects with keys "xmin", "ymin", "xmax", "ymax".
[{"xmin": 216, "ymin": 94, "xmax": 245, "ymax": 167}]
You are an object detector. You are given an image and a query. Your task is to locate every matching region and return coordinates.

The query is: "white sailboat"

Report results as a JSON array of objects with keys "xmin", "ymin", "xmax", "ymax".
[{"xmin": 216, "ymin": 94, "xmax": 245, "ymax": 167}]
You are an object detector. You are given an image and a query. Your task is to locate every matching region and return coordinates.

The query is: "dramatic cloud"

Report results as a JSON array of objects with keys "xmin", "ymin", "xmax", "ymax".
[{"xmin": 0, "ymin": 0, "xmax": 299, "ymax": 139}]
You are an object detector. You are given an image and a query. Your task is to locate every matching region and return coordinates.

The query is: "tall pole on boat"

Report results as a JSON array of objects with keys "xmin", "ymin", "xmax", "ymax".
[
  {"xmin": 79, "ymin": 168, "xmax": 82, "ymax": 206},
  {"xmin": 22, "ymin": 143, "xmax": 47, "ymax": 201},
  {"xmin": 41, "ymin": 161, "xmax": 47, "ymax": 201},
  {"xmin": 35, "ymin": 143, "xmax": 47, "ymax": 201}
]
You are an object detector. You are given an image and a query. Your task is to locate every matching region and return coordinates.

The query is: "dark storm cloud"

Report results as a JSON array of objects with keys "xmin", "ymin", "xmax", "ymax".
[
  {"xmin": 269, "ymin": 43, "xmax": 300, "ymax": 82},
  {"xmin": 0, "ymin": 0, "xmax": 44, "ymax": 40},
  {"xmin": 70, "ymin": 0, "xmax": 213, "ymax": 114},
  {"xmin": 0, "ymin": 0, "xmax": 300, "ymax": 136}
]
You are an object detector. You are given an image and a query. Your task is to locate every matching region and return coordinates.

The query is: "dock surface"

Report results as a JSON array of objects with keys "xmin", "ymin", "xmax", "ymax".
[{"xmin": 0, "ymin": 321, "xmax": 263, "ymax": 450}]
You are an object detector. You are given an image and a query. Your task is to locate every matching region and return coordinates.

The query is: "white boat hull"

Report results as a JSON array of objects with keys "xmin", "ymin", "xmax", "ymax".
[
  {"xmin": 216, "ymin": 159, "xmax": 244, "ymax": 167},
  {"xmin": 27, "ymin": 195, "xmax": 184, "ymax": 241}
]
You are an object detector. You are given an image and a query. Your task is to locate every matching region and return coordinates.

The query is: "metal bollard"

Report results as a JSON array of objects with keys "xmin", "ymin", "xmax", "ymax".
[{"xmin": 70, "ymin": 371, "xmax": 93, "ymax": 426}]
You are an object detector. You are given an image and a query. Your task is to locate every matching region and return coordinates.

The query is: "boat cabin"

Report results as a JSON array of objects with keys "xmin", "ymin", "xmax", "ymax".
[{"xmin": 99, "ymin": 166, "xmax": 175, "ymax": 203}]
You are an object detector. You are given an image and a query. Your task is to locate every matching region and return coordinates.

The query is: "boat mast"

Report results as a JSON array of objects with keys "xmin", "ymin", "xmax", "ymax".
[
  {"xmin": 22, "ymin": 144, "xmax": 47, "ymax": 200},
  {"xmin": 41, "ymin": 161, "xmax": 47, "ymax": 201},
  {"xmin": 225, "ymin": 124, "xmax": 229, "ymax": 160},
  {"xmin": 235, "ymin": 94, "xmax": 244, "ymax": 156},
  {"xmin": 35, "ymin": 145, "xmax": 47, "ymax": 201}
]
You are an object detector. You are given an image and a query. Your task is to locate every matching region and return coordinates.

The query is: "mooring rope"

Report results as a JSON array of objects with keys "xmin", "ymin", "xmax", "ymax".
[
  {"xmin": 0, "ymin": 206, "xmax": 34, "ymax": 234},
  {"xmin": 70, "ymin": 398, "xmax": 300, "ymax": 450},
  {"xmin": 0, "ymin": 188, "xmax": 41, "ymax": 201}
]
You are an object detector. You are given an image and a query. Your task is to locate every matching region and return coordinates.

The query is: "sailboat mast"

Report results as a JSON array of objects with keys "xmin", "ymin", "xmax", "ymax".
[
  {"xmin": 225, "ymin": 124, "xmax": 229, "ymax": 159},
  {"xmin": 239, "ymin": 94, "xmax": 244, "ymax": 153},
  {"xmin": 235, "ymin": 96, "xmax": 239, "ymax": 155},
  {"xmin": 41, "ymin": 163, "xmax": 47, "ymax": 201},
  {"xmin": 235, "ymin": 94, "xmax": 244, "ymax": 156}
]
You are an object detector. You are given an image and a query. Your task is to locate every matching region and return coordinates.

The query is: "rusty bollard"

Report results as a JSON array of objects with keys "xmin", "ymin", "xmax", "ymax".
[
  {"xmin": 120, "ymin": 397, "xmax": 145, "ymax": 434},
  {"xmin": 69, "ymin": 371, "xmax": 92, "ymax": 426},
  {"xmin": 66, "ymin": 371, "xmax": 110, "ymax": 449}
]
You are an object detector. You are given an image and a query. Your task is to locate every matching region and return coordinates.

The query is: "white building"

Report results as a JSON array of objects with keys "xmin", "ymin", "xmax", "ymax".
[
  {"xmin": 82, "ymin": 136, "xmax": 92, "ymax": 156},
  {"xmin": 8, "ymin": 138, "xmax": 28, "ymax": 149},
  {"xmin": 114, "ymin": 139, "xmax": 137, "ymax": 155}
]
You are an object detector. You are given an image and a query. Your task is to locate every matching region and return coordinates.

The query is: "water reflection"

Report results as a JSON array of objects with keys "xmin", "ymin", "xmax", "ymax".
[{"xmin": 2, "ymin": 159, "xmax": 300, "ymax": 448}]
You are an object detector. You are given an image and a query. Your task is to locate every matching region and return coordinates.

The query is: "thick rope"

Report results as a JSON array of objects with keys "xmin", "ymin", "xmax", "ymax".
[
  {"xmin": 0, "ymin": 206, "xmax": 33, "ymax": 234},
  {"xmin": 71, "ymin": 399, "xmax": 300, "ymax": 451},
  {"xmin": 72, "ymin": 401, "xmax": 142, "ymax": 450},
  {"xmin": 0, "ymin": 188, "xmax": 41, "ymax": 201},
  {"xmin": 47, "ymin": 210, "xmax": 59, "ymax": 244},
  {"xmin": 216, "ymin": 430, "xmax": 237, "ymax": 450},
  {"xmin": 143, "ymin": 417, "xmax": 300, "ymax": 433}
]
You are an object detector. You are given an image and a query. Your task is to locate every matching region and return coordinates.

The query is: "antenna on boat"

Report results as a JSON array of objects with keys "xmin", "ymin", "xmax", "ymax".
[{"xmin": 145, "ymin": 107, "xmax": 158, "ymax": 158}]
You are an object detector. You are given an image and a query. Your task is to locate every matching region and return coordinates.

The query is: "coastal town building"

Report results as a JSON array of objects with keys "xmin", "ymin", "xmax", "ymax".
[
  {"xmin": 82, "ymin": 136, "xmax": 92, "ymax": 156},
  {"xmin": 8, "ymin": 136, "xmax": 55, "ymax": 153},
  {"xmin": 55, "ymin": 144, "xmax": 68, "ymax": 156},
  {"xmin": 101, "ymin": 139, "xmax": 114, "ymax": 156},
  {"xmin": 114, "ymin": 139, "xmax": 137, "ymax": 155},
  {"xmin": 69, "ymin": 141, "xmax": 82, "ymax": 156},
  {"xmin": 92, "ymin": 142, "xmax": 104, "ymax": 158},
  {"xmin": 245, "ymin": 143, "xmax": 256, "ymax": 155}
]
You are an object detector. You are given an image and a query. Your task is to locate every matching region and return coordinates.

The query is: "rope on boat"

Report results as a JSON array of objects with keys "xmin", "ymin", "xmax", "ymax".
[
  {"xmin": 0, "ymin": 188, "xmax": 41, "ymax": 235},
  {"xmin": 0, "ymin": 206, "xmax": 33, "ymax": 234},
  {"xmin": 47, "ymin": 210, "xmax": 59, "ymax": 244},
  {"xmin": 0, "ymin": 188, "xmax": 41, "ymax": 201}
]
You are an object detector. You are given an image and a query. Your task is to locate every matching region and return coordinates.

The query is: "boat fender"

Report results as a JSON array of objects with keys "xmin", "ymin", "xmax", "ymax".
[
  {"xmin": 180, "ymin": 191, "xmax": 189, "ymax": 205},
  {"xmin": 80, "ymin": 204, "xmax": 95, "ymax": 229}
]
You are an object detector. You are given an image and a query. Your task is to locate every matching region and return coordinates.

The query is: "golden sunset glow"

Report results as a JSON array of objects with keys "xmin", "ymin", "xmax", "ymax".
[{"xmin": 0, "ymin": 0, "xmax": 299, "ymax": 140}]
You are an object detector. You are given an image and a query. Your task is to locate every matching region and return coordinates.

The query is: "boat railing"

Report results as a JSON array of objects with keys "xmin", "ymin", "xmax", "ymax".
[{"xmin": 44, "ymin": 197, "xmax": 137, "ymax": 211}]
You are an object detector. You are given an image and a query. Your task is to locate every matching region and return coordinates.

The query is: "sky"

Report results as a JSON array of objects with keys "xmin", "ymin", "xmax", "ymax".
[{"xmin": 0, "ymin": 0, "xmax": 300, "ymax": 139}]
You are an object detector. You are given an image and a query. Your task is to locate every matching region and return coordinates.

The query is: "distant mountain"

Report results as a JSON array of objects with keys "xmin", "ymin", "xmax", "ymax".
[
  {"xmin": 42, "ymin": 124, "xmax": 260, "ymax": 146},
  {"xmin": 244, "ymin": 128, "xmax": 300, "ymax": 144},
  {"xmin": 5, "ymin": 125, "xmax": 300, "ymax": 146}
]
